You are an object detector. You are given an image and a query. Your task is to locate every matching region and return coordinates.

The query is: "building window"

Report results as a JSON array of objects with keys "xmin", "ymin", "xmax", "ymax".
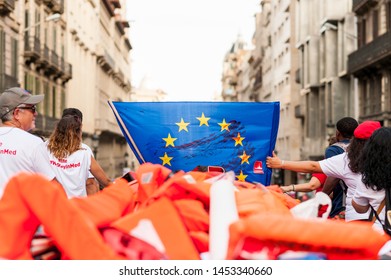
[
  {"xmin": 358, "ymin": 18, "xmax": 367, "ymax": 47},
  {"xmin": 373, "ymin": 75, "xmax": 382, "ymax": 113},
  {"xmin": 61, "ymin": 89, "xmax": 66, "ymax": 113},
  {"xmin": 362, "ymin": 80, "xmax": 370, "ymax": 116},
  {"xmin": 11, "ymin": 38, "xmax": 18, "ymax": 78},
  {"xmin": 0, "ymin": 30, "xmax": 5, "ymax": 75},
  {"xmin": 24, "ymin": 73, "xmax": 34, "ymax": 92},
  {"xmin": 387, "ymin": 1, "xmax": 391, "ymax": 31},
  {"xmin": 35, "ymin": 9, "xmax": 40, "ymax": 39},
  {"xmin": 44, "ymin": 81, "xmax": 50, "ymax": 116},
  {"xmin": 362, "ymin": 18, "xmax": 367, "ymax": 45},
  {"xmin": 52, "ymin": 86, "xmax": 56, "ymax": 118},
  {"xmin": 373, "ymin": 10, "xmax": 379, "ymax": 39},
  {"xmin": 53, "ymin": 26, "xmax": 57, "ymax": 51},
  {"xmin": 35, "ymin": 77, "xmax": 42, "ymax": 113},
  {"xmin": 44, "ymin": 11, "xmax": 48, "ymax": 45}
]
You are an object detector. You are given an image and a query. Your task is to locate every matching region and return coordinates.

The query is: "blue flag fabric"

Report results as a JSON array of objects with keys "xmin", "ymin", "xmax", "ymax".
[{"xmin": 109, "ymin": 101, "xmax": 280, "ymax": 186}]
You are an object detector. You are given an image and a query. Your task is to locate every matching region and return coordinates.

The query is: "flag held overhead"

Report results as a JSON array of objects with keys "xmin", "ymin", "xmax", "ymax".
[{"xmin": 109, "ymin": 101, "xmax": 279, "ymax": 186}]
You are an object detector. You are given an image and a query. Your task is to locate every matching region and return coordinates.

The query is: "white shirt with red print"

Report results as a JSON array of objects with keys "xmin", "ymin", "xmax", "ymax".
[
  {"xmin": 0, "ymin": 127, "xmax": 55, "ymax": 199},
  {"xmin": 40, "ymin": 142, "xmax": 92, "ymax": 198}
]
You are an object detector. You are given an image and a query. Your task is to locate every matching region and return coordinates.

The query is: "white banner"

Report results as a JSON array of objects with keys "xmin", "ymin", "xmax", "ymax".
[{"xmin": 0, "ymin": 260, "xmax": 388, "ymax": 279}]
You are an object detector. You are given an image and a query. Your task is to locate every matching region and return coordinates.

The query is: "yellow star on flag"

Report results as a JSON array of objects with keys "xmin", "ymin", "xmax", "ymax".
[
  {"xmin": 162, "ymin": 133, "xmax": 177, "ymax": 147},
  {"xmin": 218, "ymin": 118, "xmax": 231, "ymax": 132},
  {"xmin": 236, "ymin": 171, "xmax": 248, "ymax": 182},
  {"xmin": 196, "ymin": 112, "xmax": 210, "ymax": 126},
  {"xmin": 232, "ymin": 132, "xmax": 245, "ymax": 146},
  {"xmin": 239, "ymin": 151, "xmax": 251, "ymax": 164},
  {"xmin": 159, "ymin": 152, "xmax": 173, "ymax": 166},
  {"xmin": 176, "ymin": 118, "xmax": 190, "ymax": 132}
]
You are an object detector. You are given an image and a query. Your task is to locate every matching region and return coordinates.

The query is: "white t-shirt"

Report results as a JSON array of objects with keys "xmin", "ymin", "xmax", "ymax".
[
  {"xmin": 353, "ymin": 183, "xmax": 385, "ymax": 232},
  {"xmin": 41, "ymin": 141, "xmax": 92, "ymax": 198},
  {"xmin": 319, "ymin": 153, "xmax": 370, "ymax": 221},
  {"xmin": 83, "ymin": 143, "xmax": 94, "ymax": 179},
  {"xmin": 0, "ymin": 127, "xmax": 55, "ymax": 199}
]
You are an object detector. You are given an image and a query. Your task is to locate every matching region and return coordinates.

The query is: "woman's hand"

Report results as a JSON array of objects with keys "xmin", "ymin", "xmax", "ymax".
[
  {"xmin": 266, "ymin": 151, "xmax": 284, "ymax": 169},
  {"xmin": 280, "ymin": 186, "xmax": 292, "ymax": 193}
]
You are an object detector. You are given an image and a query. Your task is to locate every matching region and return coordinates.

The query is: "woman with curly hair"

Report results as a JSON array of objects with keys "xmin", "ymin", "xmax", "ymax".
[
  {"xmin": 266, "ymin": 120, "xmax": 381, "ymax": 221},
  {"xmin": 42, "ymin": 115, "xmax": 111, "ymax": 198},
  {"xmin": 352, "ymin": 127, "xmax": 391, "ymax": 232}
]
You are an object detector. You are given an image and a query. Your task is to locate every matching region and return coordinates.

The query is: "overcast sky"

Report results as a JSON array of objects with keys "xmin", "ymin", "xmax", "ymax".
[{"xmin": 127, "ymin": 0, "xmax": 260, "ymax": 101}]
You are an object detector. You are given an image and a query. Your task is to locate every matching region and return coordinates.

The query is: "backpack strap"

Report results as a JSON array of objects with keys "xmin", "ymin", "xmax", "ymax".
[
  {"xmin": 331, "ymin": 142, "xmax": 349, "ymax": 152},
  {"xmin": 370, "ymin": 198, "xmax": 385, "ymax": 223},
  {"xmin": 369, "ymin": 188, "xmax": 391, "ymax": 236}
]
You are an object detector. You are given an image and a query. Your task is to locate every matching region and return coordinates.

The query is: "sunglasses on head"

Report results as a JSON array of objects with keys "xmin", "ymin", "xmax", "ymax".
[{"xmin": 17, "ymin": 105, "xmax": 37, "ymax": 113}]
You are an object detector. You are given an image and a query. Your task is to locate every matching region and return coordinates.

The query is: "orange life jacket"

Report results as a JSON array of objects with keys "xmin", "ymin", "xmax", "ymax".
[
  {"xmin": 227, "ymin": 213, "xmax": 390, "ymax": 260},
  {"xmin": 0, "ymin": 173, "xmax": 126, "ymax": 260}
]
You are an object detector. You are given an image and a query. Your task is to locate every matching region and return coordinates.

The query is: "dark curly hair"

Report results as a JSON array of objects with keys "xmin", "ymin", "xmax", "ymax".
[
  {"xmin": 336, "ymin": 117, "xmax": 358, "ymax": 138},
  {"xmin": 358, "ymin": 127, "xmax": 391, "ymax": 191},
  {"xmin": 347, "ymin": 137, "xmax": 367, "ymax": 173}
]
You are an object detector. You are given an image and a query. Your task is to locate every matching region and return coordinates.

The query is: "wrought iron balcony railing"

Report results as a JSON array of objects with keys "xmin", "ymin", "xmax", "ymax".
[{"xmin": 24, "ymin": 36, "xmax": 41, "ymax": 62}]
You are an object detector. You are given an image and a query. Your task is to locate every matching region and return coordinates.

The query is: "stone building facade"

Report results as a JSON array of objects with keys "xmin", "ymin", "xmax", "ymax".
[
  {"xmin": 348, "ymin": 0, "xmax": 391, "ymax": 127},
  {"xmin": 0, "ymin": 0, "xmax": 133, "ymax": 178}
]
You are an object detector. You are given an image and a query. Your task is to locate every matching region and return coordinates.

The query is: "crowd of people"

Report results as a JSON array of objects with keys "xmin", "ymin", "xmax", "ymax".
[
  {"xmin": 0, "ymin": 86, "xmax": 390, "ymax": 259},
  {"xmin": 266, "ymin": 119, "xmax": 391, "ymax": 234},
  {"xmin": 0, "ymin": 87, "xmax": 111, "ymax": 200}
]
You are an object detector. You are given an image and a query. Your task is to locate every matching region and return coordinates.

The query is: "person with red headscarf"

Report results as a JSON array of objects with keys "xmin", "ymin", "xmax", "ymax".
[
  {"xmin": 266, "ymin": 121, "xmax": 381, "ymax": 222},
  {"xmin": 353, "ymin": 127, "xmax": 391, "ymax": 234}
]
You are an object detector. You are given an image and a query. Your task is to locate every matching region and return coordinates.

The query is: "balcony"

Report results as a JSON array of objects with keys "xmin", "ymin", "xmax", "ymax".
[
  {"xmin": 24, "ymin": 36, "xmax": 41, "ymax": 63},
  {"xmin": 53, "ymin": 57, "xmax": 65, "ymax": 79},
  {"xmin": 253, "ymin": 70, "xmax": 262, "ymax": 90},
  {"xmin": 45, "ymin": 50, "xmax": 60, "ymax": 76},
  {"xmin": 348, "ymin": 31, "xmax": 391, "ymax": 76},
  {"xmin": 116, "ymin": 69, "xmax": 125, "ymax": 84},
  {"xmin": 110, "ymin": 0, "xmax": 121, "ymax": 9},
  {"xmin": 353, "ymin": 0, "xmax": 379, "ymax": 15},
  {"xmin": 102, "ymin": 0, "xmax": 115, "ymax": 16},
  {"xmin": 229, "ymin": 77, "xmax": 238, "ymax": 86},
  {"xmin": 115, "ymin": 20, "xmax": 129, "ymax": 36},
  {"xmin": 124, "ymin": 38, "xmax": 132, "ymax": 51},
  {"xmin": 43, "ymin": 0, "xmax": 64, "ymax": 14},
  {"xmin": 96, "ymin": 46, "xmax": 115, "ymax": 74},
  {"xmin": 0, "ymin": 0, "xmax": 14, "ymax": 15},
  {"xmin": 36, "ymin": 45, "xmax": 50, "ymax": 69},
  {"xmin": 62, "ymin": 62, "xmax": 72, "ymax": 83},
  {"xmin": 0, "ymin": 73, "xmax": 18, "ymax": 92}
]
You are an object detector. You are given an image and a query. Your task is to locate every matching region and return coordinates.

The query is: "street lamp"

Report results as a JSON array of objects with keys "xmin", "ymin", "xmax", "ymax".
[
  {"xmin": 22, "ymin": 13, "xmax": 61, "ymax": 32},
  {"xmin": 92, "ymin": 133, "xmax": 100, "ymax": 158}
]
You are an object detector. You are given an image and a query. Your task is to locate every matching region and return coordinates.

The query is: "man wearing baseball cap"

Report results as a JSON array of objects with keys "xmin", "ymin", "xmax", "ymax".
[{"xmin": 0, "ymin": 87, "xmax": 56, "ymax": 199}]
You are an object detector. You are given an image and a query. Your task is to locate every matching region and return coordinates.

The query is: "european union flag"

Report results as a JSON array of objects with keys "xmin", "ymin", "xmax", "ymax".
[{"xmin": 109, "ymin": 101, "xmax": 279, "ymax": 186}]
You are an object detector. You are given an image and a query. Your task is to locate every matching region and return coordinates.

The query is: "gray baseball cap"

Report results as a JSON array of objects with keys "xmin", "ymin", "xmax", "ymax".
[{"xmin": 0, "ymin": 87, "xmax": 44, "ymax": 111}]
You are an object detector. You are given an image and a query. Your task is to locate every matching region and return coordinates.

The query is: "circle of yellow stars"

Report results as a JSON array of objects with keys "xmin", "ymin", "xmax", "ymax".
[{"xmin": 160, "ymin": 112, "xmax": 251, "ymax": 181}]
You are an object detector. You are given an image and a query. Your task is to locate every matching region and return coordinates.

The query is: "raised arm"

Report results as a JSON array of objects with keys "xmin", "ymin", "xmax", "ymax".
[
  {"xmin": 266, "ymin": 151, "xmax": 322, "ymax": 173},
  {"xmin": 90, "ymin": 156, "xmax": 112, "ymax": 188},
  {"xmin": 280, "ymin": 176, "xmax": 322, "ymax": 193}
]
